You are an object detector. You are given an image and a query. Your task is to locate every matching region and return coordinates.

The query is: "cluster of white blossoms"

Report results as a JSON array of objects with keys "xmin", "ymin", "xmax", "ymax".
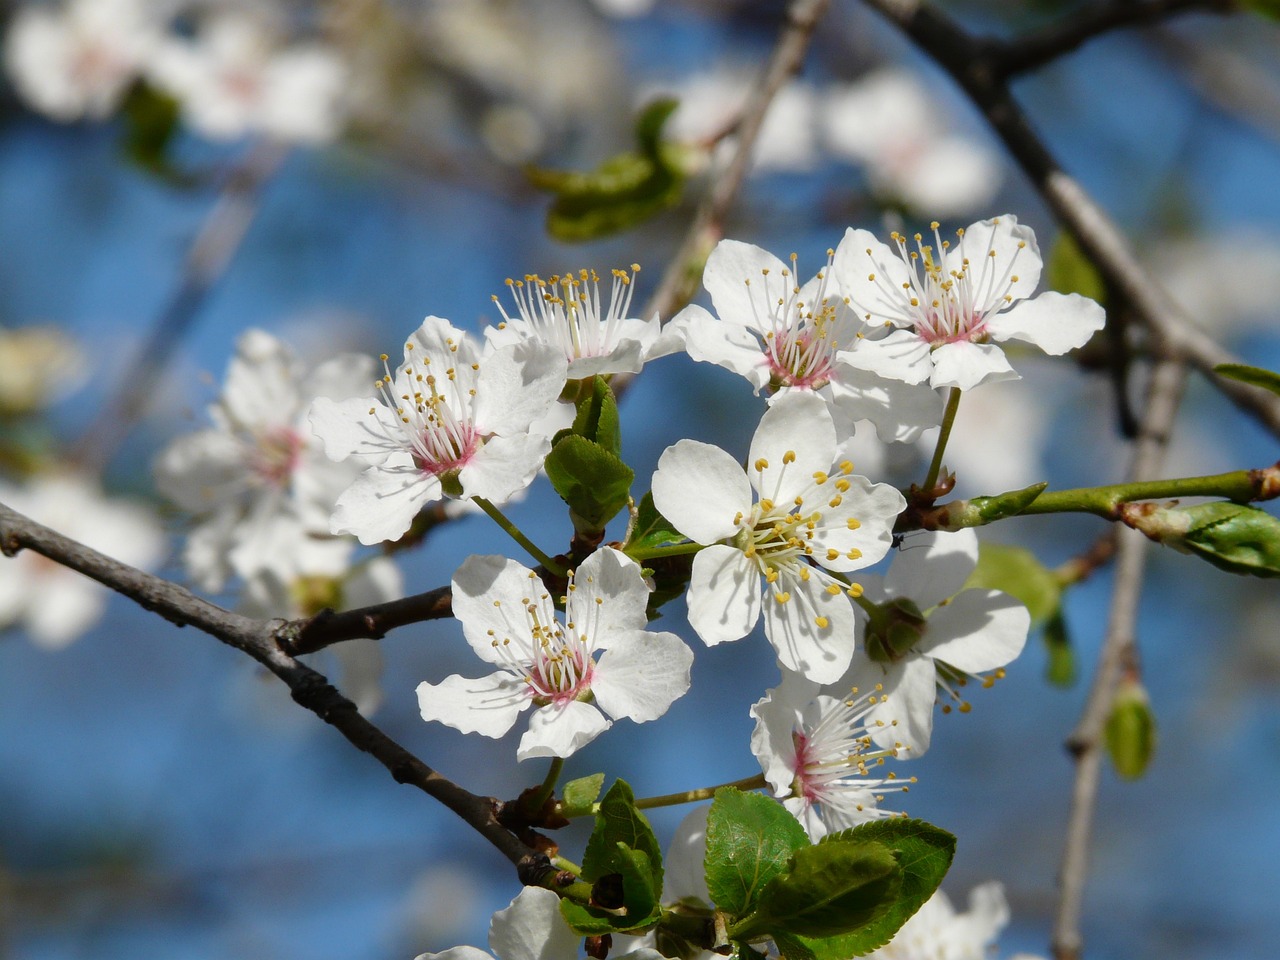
[
  {"xmin": 3, "ymin": 0, "xmax": 348, "ymax": 143},
  {"xmin": 133, "ymin": 214, "xmax": 1101, "ymax": 954}
]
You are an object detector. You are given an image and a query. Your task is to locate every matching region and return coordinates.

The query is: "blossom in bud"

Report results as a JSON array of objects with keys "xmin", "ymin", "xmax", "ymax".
[
  {"xmin": 751, "ymin": 671, "xmax": 914, "ymax": 839},
  {"xmin": 668, "ymin": 238, "xmax": 941, "ymax": 443},
  {"xmin": 309, "ymin": 316, "xmax": 567, "ymax": 545},
  {"xmin": 840, "ymin": 529, "xmax": 1029, "ymax": 755},
  {"xmin": 652, "ymin": 392, "xmax": 904, "ymax": 683},
  {"xmin": 417, "ymin": 548, "xmax": 693, "ymax": 761},
  {"xmin": 835, "ymin": 216, "xmax": 1105, "ymax": 391}
]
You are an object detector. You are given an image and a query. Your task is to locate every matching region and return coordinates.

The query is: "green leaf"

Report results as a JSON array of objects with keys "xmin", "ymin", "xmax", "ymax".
[
  {"xmin": 772, "ymin": 933, "xmax": 818, "ymax": 960},
  {"xmin": 1043, "ymin": 608, "xmax": 1077, "ymax": 688},
  {"xmin": 526, "ymin": 98, "xmax": 687, "ymax": 242},
  {"xmin": 569, "ymin": 377, "xmax": 622, "ymax": 457},
  {"xmin": 1105, "ymin": 679, "xmax": 1157, "ymax": 780},
  {"xmin": 1213, "ymin": 363, "xmax": 1280, "ymax": 398},
  {"xmin": 543, "ymin": 435, "xmax": 635, "ymax": 532},
  {"xmin": 705, "ymin": 787, "xmax": 809, "ymax": 915},
  {"xmin": 964, "ymin": 542, "xmax": 1062, "ymax": 626},
  {"xmin": 730, "ymin": 840, "xmax": 901, "ymax": 941},
  {"xmin": 1178, "ymin": 502, "xmax": 1280, "ymax": 578},
  {"xmin": 795, "ymin": 819, "xmax": 956, "ymax": 959},
  {"xmin": 561, "ymin": 773, "xmax": 606, "ymax": 817},
  {"xmin": 1047, "ymin": 233, "xmax": 1107, "ymax": 305},
  {"xmin": 120, "ymin": 81, "xmax": 187, "ymax": 183},
  {"xmin": 1241, "ymin": 0, "xmax": 1280, "ymax": 19},
  {"xmin": 582, "ymin": 780, "xmax": 663, "ymax": 886}
]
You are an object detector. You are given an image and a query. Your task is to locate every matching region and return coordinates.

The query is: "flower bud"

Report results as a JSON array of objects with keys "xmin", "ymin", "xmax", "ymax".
[
  {"xmin": 1105, "ymin": 677, "xmax": 1156, "ymax": 780},
  {"xmin": 1122, "ymin": 501, "xmax": 1280, "ymax": 578}
]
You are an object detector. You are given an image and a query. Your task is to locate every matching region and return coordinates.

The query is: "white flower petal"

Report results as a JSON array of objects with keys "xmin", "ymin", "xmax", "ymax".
[
  {"xmin": 517, "ymin": 700, "xmax": 610, "ymax": 760},
  {"xmin": 840, "ymin": 330, "xmax": 934, "ymax": 385},
  {"xmin": 652, "ymin": 440, "xmax": 750, "ymax": 545},
  {"xmin": 839, "ymin": 653, "xmax": 936, "ymax": 755},
  {"xmin": 703, "ymin": 239, "xmax": 789, "ymax": 330},
  {"xmin": 920, "ymin": 589, "xmax": 1029, "ymax": 672},
  {"xmin": 928, "ymin": 341, "xmax": 1018, "ymax": 391},
  {"xmin": 570, "ymin": 547, "xmax": 651, "ymax": 641},
  {"xmin": 473, "ymin": 340, "xmax": 568, "ymax": 435},
  {"xmin": 811, "ymin": 476, "xmax": 906, "ymax": 572},
  {"xmin": 451, "ymin": 554, "xmax": 545, "ymax": 664},
  {"xmin": 986, "ymin": 291, "xmax": 1106, "ymax": 355},
  {"xmin": 884, "ymin": 528, "xmax": 979, "ymax": 610},
  {"xmin": 949, "ymin": 215, "xmax": 1042, "ymax": 303},
  {"xmin": 762, "ymin": 572, "xmax": 856, "ymax": 683},
  {"xmin": 309, "ymin": 395, "xmax": 401, "ymax": 465},
  {"xmin": 592, "ymin": 629, "xmax": 694, "ymax": 721},
  {"xmin": 664, "ymin": 805, "xmax": 712, "ymax": 903},
  {"xmin": 415, "ymin": 946, "xmax": 494, "ymax": 960},
  {"xmin": 686, "ymin": 545, "xmax": 761, "ymax": 646},
  {"xmin": 457, "ymin": 434, "xmax": 550, "ymax": 504},
  {"xmin": 749, "ymin": 393, "xmax": 836, "ymax": 497},
  {"xmin": 416, "ymin": 672, "xmax": 530, "ymax": 738},
  {"xmin": 825, "ymin": 370, "xmax": 943, "ymax": 444},
  {"xmin": 677, "ymin": 303, "xmax": 771, "ymax": 386},
  {"xmin": 221, "ymin": 329, "xmax": 302, "ymax": 429},
  {"xmin": 330, "ymin": 457, "xmax": 438, "ymax": 544},
  {"xmin": 832, "ymin": 228, "xmax": 917, "ymax": 323},
  {"xmin": 488, "ymin": 887, "xmax": 582, "ymax": 960},
  {"xmin": 750, "ymin": 672, "xmax": 820, "ymax": 795},
  {"xmin": 153, "ymin": 429, "xmax": 246, "ymax": 511}
]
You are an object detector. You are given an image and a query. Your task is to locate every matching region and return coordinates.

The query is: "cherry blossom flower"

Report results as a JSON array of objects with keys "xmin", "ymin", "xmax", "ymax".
[
  {"xmin": 417, "ymin": 548, "xmax": 693, "ymax": 761},
  {"xmin": 148, "ymin": 12, "xmax": 347, "ymax": 144},
  {"xmin": 668, "ymin": 237, "xmax": 942, "ymax": 443},
  {"xmin": 309, "ymin": 316, "xmax": 567, "ymax": 545},
  {"xmin": 840, "ymin": 528, "xmax": 1029, "ymax": 755},
  {"xmin": 836, "ymin": 216, "xmax": 1106, "ymax": 392},
  {"xmin": 866, "ymin": 881, "xmax": 1031, "ymax": 960},
  {"xmin": 3, "ymin": 0, "xmax": 161, "ymax": 122},
  {"xmin": 0, "ymin": 325, "xmax": 86, "ymax": 415},
  {"xmin": 486, "ymin": 265, "xmax": 668, "ymax": 380},
  {"xmin": 0, "ymin": 472, "xmax": 165, "ymax": 649},
  {"xmin": 155, "ymin": 329, "xmax": 372, "ymax": 591},
  {"xmin": 751, "ymin": 671, "xmax": 914, "ymax": 839},
  {"xmin": 822, "ymin": 68, "xmax": 1002, "ymax": 217},
  {"xmin": 651, "ymin": 392, "xmax": 905, "ymax": 682}
]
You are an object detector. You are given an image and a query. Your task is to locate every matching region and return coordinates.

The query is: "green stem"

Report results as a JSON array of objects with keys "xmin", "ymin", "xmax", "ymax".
[
  {"xmin": 922, "ymin": 387, "xmax": 962, "ymax": 494},
  {"xmin": 623, "ymin": 539, "xmax": 704, "ymax": 563},
  {"xmin": 552, "ymin": 854, "xmax": 583, "ymax": 876},
  {"xmin": 525, "ymin": 757, "xmax": 564, "ymax": 814},
  {"xmin": 908, "ymin": 461, "xmax": 1280, "ymax": 532},
  {"xmin": 472, "ymin": 496, "xmax": 567, "ymax": 577},
  {"xmin": 626, "ymin": 774, "xmax": 768, "ymax": 812}
]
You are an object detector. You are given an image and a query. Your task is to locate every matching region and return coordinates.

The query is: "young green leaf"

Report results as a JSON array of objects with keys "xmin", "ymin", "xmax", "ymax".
[
  {"xmin": 1215, "ymin": 362, "xmax": 1280, "ymax": 397},
  {"xmin": 544, "ymin": 435, "xmax": 634, "ymax": 532},
  {"xmin": 561, "ymin": 773, "xmax": 606, "ymax": 817},
  {"xmin": 728, "ymin": 840, "xmax": 901, "ymax": 941},
  {"xmin": 1043, "ymin": 608, "xmax": 1077, "ymax": 688},
  {"xmin": 794, "ymin": 818, "xmax": 957, "ymax": 959},
  {"xmin": 964, "ymin": 542, "xmax": 1062, "ymax": 626},
  {"xmin": 626, "ymin": 492, "xmax": 690, "ymax": 557},
  {"xmin": 1105, "ymin": 679, "xmax": 1157, "ymax": 780},
  {"xmin": 568, "ymin": 376, "xmax": 623, "ymax": 457},
  {"xmin": 705, "ymin": 787, "xmax": 809, "ymax": 915},
  {"xmin": 582, "ymin": 780, "xmax": 663, "ymax": 886},
  {"xmin": 1047, "ymin": 233, "xmax": 1107, "ymax": 306}
]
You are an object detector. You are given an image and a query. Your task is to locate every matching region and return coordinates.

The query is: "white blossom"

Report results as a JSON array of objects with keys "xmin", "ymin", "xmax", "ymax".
[
  {"xmin": 3, "ymin": 0, "xmax": 161, "ymax": 122},
  {"xmin": 836, "ymin": 216, "xmax": 1106, "ymax": 392},
  {"xmin": 840, "ymin": 528, "xmax": 1029, "ymax": 755},
  {"xmin": 155, "ymin": 329, "xmax": 372, "ymax": 591},
  {"xmin": 417, "ymin": 548, "xmax": 693, "ymax": 761},
  {"xmin": 751, "ymin": 671, "xmax": 913, "ymax": 839},
  {"xmin": 309, "ymin": 316, "xmax": 567, "ymax": 546},
  {"xmin": 651, "ymin": 392, "xmax": 905, "ymax": 683},
  {"xmin": 866, "ymin": 881, "xmax": 1021, "ymax": 960},
  {"xmin": 0, "ymin": 472, "xmax": 165, "ymax": 648}
]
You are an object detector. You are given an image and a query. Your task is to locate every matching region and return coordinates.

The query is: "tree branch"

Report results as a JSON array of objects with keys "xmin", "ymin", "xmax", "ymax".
[
  {"xmin": 993, "ymin": 0, "xmax": 1235, "ymax": 79},
  {"xmin": 1053, "ymin": 358, "xmax": 1188, "ymax": 960},
  {"xmin": 282, "ymin": 583, "xmax": 453, "ymax": 656},
  {"xmin": 0, "ymin": 499, "xmax": 541, "ymax": 874},
  {"xmin": 859, "ymin": 0, "xmax": 1280, "ymax": 438}
]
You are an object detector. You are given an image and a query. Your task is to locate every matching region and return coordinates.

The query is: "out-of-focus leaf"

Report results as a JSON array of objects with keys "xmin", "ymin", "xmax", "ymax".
[
  {"xmin": 1214, "ymin": 363, "xmax": 1280, "ymax": 398},
  {"xmin": 1047, "ymin": 232, "xmax": 1107, "ymax": 306},
  {"xmin": 964, "ymin": 542, "xmax": 1061, "ymax": 626},
  {"xmin": 1105, "ymin": 679, "xmax": 1157, "ymax": 780}
]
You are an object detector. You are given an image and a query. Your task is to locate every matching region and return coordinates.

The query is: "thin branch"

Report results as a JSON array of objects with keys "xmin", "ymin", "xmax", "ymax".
[
  {"xmin": 0, "ymin": 500, "xmax": 541, "ymax": 875},
  {"xmin": 860, "ymin": 0, "xmax": 1280, "ymax": 438},
  {"xmin": 1053, "ymin": 358, "xmax": 1188, "ymax": 960},
  {"xmin": 993, "ymin": 0, "xmax": 1235, "ymax": 78},
  {"xmin": 72, "ymin": 140, "xmax": 290, "ymax": 472},
  {"xmin": 282, "ymin": 584, "xmax": 453, "ymax": 656},
  {"xmin": 639, "ymin": 0, "xmax": 834, "ymax": 326}
]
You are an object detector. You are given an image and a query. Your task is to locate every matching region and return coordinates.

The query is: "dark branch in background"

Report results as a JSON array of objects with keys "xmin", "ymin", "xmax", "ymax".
[
  {"xmin": 860, "ymin": 0, "xmax": 1280, "ymax": 439},
  {"xmin": 1053, "ymin": 359, "xmax": 1187, "ymax": 960},
  {"xmin": 0, "ymin": 500, "xmax": 542, "ymax": 876},
  {"xmin": 993, "ymin": 0, "xmax": 1236, "ymax": 78},
  {"xmin": 638, "ymin": 0, "xmax": 834, "ymax": 328},
  {"xmin": 72, "ymin": 139, "xmax": 291, "ymax": 473}
]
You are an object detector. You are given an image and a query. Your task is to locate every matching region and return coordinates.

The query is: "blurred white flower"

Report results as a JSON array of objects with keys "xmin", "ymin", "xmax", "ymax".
[
  {"xmin": 0, "ymin": 471, "xmax": 166, "ymax": 649},
  {"xmin": 823, "ymin": 68, "xmax": 1002, "ymax": 217},
  {"xmin": 867, "ymin": 881, "xmax": 1021, "ymax": 960},
  {"xmin": 3, "ymin": 0, "xmax": 162, "ymax": 122},
  {"xmin": 148, "ymin": 12, "xmax": 348, "ymax": 144},
  {"xmin": 0, "ymin": 325, "xmax": 87, "ymax": 415}
]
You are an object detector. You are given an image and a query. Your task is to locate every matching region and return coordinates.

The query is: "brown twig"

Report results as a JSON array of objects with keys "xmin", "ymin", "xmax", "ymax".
[
  {"xmin": 0, "ymin": 499, "xmax": 542, "ymax": 875},
  {"xmin": 1053, "ymin": 358, "xmax": 1187, "ymax": 960},
  {"xmin": 282, "ymin": 583, "xmax": 453, "ymax": 655},
  {"xmin": 859, "ymin": 0, "xmax": 1280, "ymax": 439},
  {"xmin": 993, "ymin": 0, "xmax": 1235, "ymax": 79}
]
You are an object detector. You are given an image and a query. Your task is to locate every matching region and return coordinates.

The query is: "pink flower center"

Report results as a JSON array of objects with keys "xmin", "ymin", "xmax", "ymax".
[
  {"xmin": 411, "ymin": 420, "xmax": 480, "ymax": 477},
  {"xmin": 765, "ymin": 326, "xmax": 837, "ymax": 390},
  {"xmin": 527, "ymin": 640, "xmax": 594, "ymax": 706},
  {"xmin": 249, "ymin": 427, "xmax": 304, "ymax": 488}
]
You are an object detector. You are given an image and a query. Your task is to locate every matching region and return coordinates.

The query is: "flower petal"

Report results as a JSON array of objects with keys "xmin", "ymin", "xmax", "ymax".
[
  {"xmin": 686, "ymin": 545, "xmax": 761, "ymax": 646},
  {"xmin": 838, "ymin": 653, "xmax": 936, "ymax": 755},
  {"xmin": 840, "ymin": 329, "xmax": 934, "ymax": 385},
  {"xmin": 949, "ymin": 214, "xmax": 1042, "ymax": 304},
  {"xmin": 474, "ymin": 340, "xmax": 568, "ymax": 435},
  {"xmin": 825, "ymin": 370, "xmax": 943, "ymax": 444},
  {"xmin": 832, "ymin": 227, "xmax": 918, "ymax": 326},
  {"xmin": 652, "ymin": 440, "xmax": 750, "ymax": 545},
  {"xmin": 676, "ymin": 303, "xmax": 770, "ymax": 387},
  {"xmin": 750, "ymin": 672, "xmax": 821, "ymax": 795},
  {"xmin": 458, "ymin": 433, "xmax": 551, "ymax": 504},
  {"xmin": 592, "ymin": 629, "xmax": 694, "ymax": 722},
  {"xmin": 919, "ymin": 589, "xmax": 1029, "ymax": 673},
  {"xmin": 986, "ymin": 291, "xmax": 1106, "ymax": 355},
  {"xmin": 749, "ymin": 392, "xmax": 836, "ymax": 499},
  {"xmin": 517, "ymin": 700, "xmax": 611, "ymax": 760},
  {"xmin": 451, "ymin": 554, "xmax": 543, "ymax": 663},
  {"xmin": 308, "ymin": 395, "xmax": 400, "ymax": 465},
  {"xmin": 330, "ymin": 455, "xmax": 439, "ymax": 544},
  {"xmin": 762, "ymin": 571, "xmax": 857, "ymax": 682},
  {"xmin": 928, "ymin": 341, "xmax": 1018, "ymax": 391},
  {"xmin": 488, "ymin": 887, "xmax": 582, "ymax": 960},
  {"xmin": 810, "ymin": 476, "xmax": 906, "ymax": 572},
  {"xmin": 703, "ymin": 239, "xmax": 789, "ymax": 330},
  {"xmin": 884, "ymin": 528, "xmax": 979, "ymax": 609},
  {"xmin": 416, "ymin": 671, "xmax": 529, "ymax": 738},
  {"xmin": 570, "ymin": 547, "xmax": 651, "ymax": 641}
]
